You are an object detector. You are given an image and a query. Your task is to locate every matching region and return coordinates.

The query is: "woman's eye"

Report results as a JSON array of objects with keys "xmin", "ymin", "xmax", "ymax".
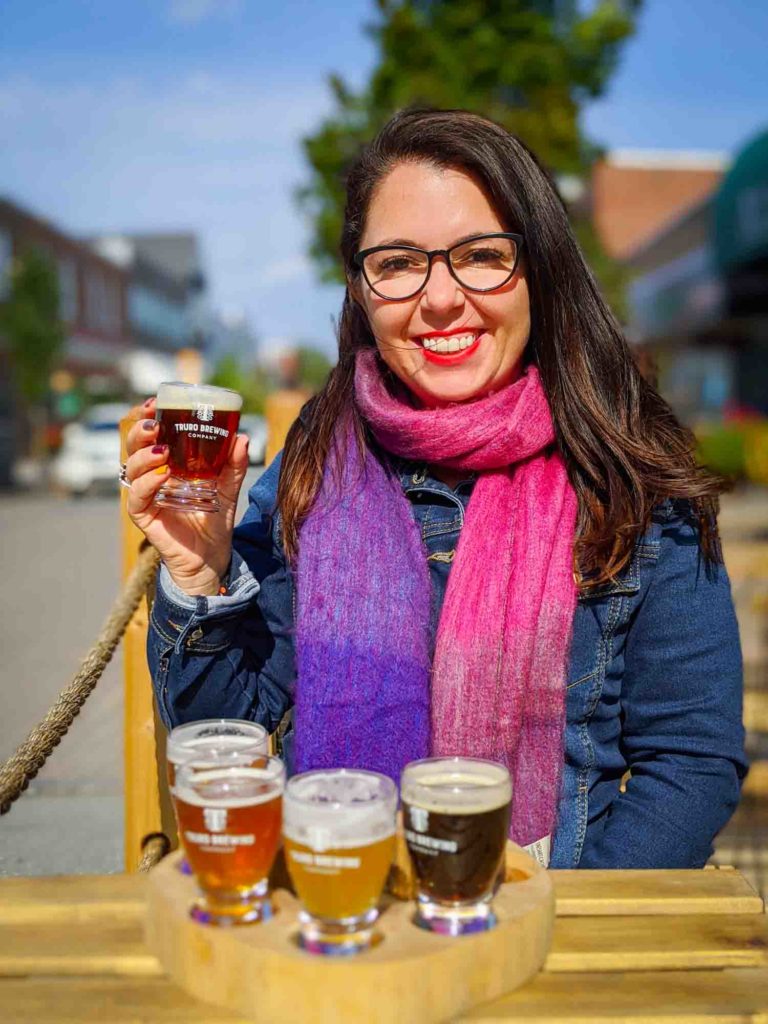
[
  {"xmin": 377, "ymin": 255, "xmax": 420, "ymax": 273},
  {"xmin": 460, "ymin": 248, "xmax": 502, "ymax": 265}
]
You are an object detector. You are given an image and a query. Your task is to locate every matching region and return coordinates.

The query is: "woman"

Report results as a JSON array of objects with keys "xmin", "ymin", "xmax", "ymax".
[{"xmin": 125, "ymin": 108, "xmax": 746, "ymax": 869}]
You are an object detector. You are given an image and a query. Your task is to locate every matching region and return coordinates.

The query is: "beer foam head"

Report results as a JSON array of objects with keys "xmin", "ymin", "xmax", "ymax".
[
  {"xmin": 156, "ymin": 381, "xmax": 243, "ymax": 412},
  {"xmin": 401, "ymin": 757, "xmax": 512, "ymax": 815},
  {"xmin": 175, "ymin": 765, "xmax": 284, "ymax": 808},
  {"xmin": 284, "ymin": 769, "xmax": 397, "ymax": 851},
  {"xmin": 167, "ymin": 721, "xmax": 268, "ymax": 766}
]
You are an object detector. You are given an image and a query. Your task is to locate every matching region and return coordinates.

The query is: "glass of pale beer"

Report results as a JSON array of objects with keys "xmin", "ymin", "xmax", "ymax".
[
  {"xmin": 154, "ymin": 381, "xmax": 243, "ymax": 513},
  {"xmin": 166, "ymin": 720, "xmax": 270, "ymax": 875},
  {"xmin": 173, "ymin": 753, "xmax": 285, "ymax": 925},
  {"xmin": 401, "ymin": 756, "xmax": 512, "ymax": 936},
  {"xmin": 283, "ymin": 768, "xmax": 397, "ymax": 955}
]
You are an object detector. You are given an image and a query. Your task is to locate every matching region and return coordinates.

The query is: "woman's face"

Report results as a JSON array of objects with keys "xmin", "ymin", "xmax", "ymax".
[{"xmin": 355, "ymin": 161, "xmax": 531, "ymax": 407}]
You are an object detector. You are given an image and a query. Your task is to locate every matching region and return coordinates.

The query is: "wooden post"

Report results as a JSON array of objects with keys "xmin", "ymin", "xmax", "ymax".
[
  {"xmin": 120, "ymin": 415, "xmax": 164, "ymax": 872},
  {"xmin": 264, "ymin": 389, "xmax": 309, "ymax": 466}
]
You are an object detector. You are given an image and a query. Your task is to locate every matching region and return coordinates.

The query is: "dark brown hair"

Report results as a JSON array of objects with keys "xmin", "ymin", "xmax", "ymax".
[{"xmin": 279, "ymin": 108, "xmax": 724, "ymax": 586}]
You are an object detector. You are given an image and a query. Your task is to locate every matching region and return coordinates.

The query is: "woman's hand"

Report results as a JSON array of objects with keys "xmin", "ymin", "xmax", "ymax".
[{"xmin": 124, "ymin": 398, "xmax": 250, "ymax": 596}]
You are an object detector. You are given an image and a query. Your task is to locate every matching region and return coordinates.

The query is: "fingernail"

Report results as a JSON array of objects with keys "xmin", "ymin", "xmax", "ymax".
[
  {"xmin": 142, "ymin": 419, "xmax": 157, "ymax": 431},
  {"xmin": 151, "ymin": 444, "xmax": 167, "ymax": 455},
  {"xmin": 155, "ymin": 465, "xmax": 169, "ymax": 475},
  {"xmin": 143, "ymin": 397, "xmax": 154, "ymax": 407}
]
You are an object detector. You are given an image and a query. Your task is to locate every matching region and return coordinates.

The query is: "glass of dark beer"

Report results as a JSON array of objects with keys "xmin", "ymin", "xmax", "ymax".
[
  {"xmin": 154, "ymin": 381, "xmax": 243, "ymax": 513},
  {"xmin": 283, "ymin": 769, "xmax": 397, "ymax": 955},
  {"xmin": 401, "ymin": 756, "xmax": 512, "ymax": 936},
  {"xmin": 166, "ymin": 720, "xmax": 270, "ymax": 875},
  {"xmin": 172, "ymin": 753, "xmax": 285, "ymax": 925}
]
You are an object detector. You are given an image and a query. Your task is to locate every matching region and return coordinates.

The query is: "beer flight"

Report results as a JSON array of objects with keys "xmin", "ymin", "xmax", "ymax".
[
  {"xmin": 168, "ymin": 720, "xmax": 514, "ymax": 956},
  {"xmin": 152, "ymin": 386, "xmax": 516, "ymax": 954}
]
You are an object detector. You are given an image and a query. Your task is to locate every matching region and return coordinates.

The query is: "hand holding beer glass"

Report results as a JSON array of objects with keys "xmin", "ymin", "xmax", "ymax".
[
  {"xmin": 154, "ymin": 382, "xmax": 243, "ymax": 513},
  {"xmin": 172, "ymin": 750, "xmax": 285, "ymax": 926},
  {"xmin": 124, "ymin": 383, "xmax": 250, "ymax": 599},
  {"xmin": 283, "ymin": 769, "xmax": 397, "ymax": 955},
  {"xmin": 401, "ymin": 757, "xmax": 512, "ymax": 936}
]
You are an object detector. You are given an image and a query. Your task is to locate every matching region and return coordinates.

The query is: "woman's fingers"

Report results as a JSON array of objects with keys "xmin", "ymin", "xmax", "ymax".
[
  {"xmin": 126, "ymin": 458, "xmax": 171, "ymax": 519},
  {"xmin": 126, "ymin": 415, "xmax": 160, "ymax": 457},
  {"xmin": 125, "ymin": 440, "xmax": 169, "ymax": 487}
]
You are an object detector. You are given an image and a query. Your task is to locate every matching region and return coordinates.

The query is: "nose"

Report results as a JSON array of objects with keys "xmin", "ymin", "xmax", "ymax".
[{"xmin": 420, "ymin": 255, "xmax": 464, "ymax": 315}]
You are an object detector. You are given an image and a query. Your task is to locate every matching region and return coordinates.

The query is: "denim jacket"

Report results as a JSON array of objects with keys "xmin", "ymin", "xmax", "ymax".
[{"xmin": 148, "ymin": 453, "xmax": 747, "ymax": 869}]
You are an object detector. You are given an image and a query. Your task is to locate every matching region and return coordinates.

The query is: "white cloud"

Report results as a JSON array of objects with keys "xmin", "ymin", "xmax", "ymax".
[{"xmin": 167, "ymin": 0, "xmax": 243, "ymax": 26}]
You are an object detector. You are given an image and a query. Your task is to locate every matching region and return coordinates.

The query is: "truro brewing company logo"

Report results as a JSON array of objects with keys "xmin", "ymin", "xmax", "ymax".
[
  {"xmin": 409, "ymin": 805, "xmax": 429, "ymax": 833},
  {"xmin": 194, "ymin": 403, "xmax": 214, "ymax": 422},
  {"xmin": 203, "ymin": 806, "xmax": 228, "ymax": 832}
]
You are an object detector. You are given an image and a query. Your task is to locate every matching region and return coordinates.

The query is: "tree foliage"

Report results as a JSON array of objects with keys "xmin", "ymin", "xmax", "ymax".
[
  {"xmin": 300, "ymin": 0, "xmax": 642, "ymax": 314},
  {"xmin": 208, "ymin": 346, "xmax": 333, "ymax": 413},
  {"xmin": 208, "ymin": 353, "xmax": 269, "ymax": 414},
  {"xmin": 0, "ymin": 248, "xmax": 65, "ymax": 404}
]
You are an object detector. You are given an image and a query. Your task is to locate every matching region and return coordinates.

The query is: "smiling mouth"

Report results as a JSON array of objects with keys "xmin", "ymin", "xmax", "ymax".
[{"xmin": 416, "ymin": 330, "xmax": 482, "ymax": 354}]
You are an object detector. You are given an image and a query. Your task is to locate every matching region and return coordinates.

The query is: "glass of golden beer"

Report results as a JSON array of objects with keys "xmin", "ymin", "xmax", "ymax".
[
  {"xmin": 154, "ymin": 381, "xmax": 243, "ymax": 513},
  {"xmin": 283, "ymin": 769, "xmax": 397, "ymax": 955},
  {"xmin": 173, "ymin": 753, "xmax": 284, "ymax": 925},
  {"xmin": 401, "ymin": 756, "xmax": 512, "ymax": 936},
  {"xmin": 166, "ymin": 720, "xmax": 270, "ymax": 875}
]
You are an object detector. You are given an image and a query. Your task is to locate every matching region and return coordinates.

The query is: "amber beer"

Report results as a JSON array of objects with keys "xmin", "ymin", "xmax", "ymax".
[
  {"xmin": 401, "ymin": 757, "xmax": 512, "ymax": 935},
  {"xmin": 155, "ymin": 381, "xmax": 243, "ymax": 512},
  {"xmin": 283, "ymin": 769, "xmax": 397, "ymax": 955},
  {"xmin": 283, "ymin": 834, "xmax": 395, "ymax": 920},
  {"xmin": 172, "ymin": 757, "xmax": 285, "ymax": 925}
]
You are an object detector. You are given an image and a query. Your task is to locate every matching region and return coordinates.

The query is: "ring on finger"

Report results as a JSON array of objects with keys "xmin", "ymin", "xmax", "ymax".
[{"xmin": 119, "ymin": 462, "xmax": 132, "ymax": 490}]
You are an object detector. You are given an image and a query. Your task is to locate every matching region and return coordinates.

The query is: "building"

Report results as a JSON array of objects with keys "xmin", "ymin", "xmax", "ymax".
[
  {"xmin": 90, "ymin": 233, "xmax": 208, "ymax": 394},
  {"xmin": 0, "ymin": 197, "xmax": 132, "ymax": 478},
  {"xmin": 591, "ymin": 150, "xmax": 728, "ymax": 261},
  {"xmin": 621, "ymin": 129, "xmax": 768, "ymax": 422}
]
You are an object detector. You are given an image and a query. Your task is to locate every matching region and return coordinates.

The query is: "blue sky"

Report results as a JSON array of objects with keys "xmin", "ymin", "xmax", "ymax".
[{"xmin": 1, "ymin": 0, "xmax": 766, "ymax": 359}]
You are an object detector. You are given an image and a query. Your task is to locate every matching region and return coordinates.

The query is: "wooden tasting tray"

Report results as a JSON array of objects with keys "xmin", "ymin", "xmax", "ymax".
[{"xmin": 145, "ymin": 846, "xmax": 555, "ymax": 1024}]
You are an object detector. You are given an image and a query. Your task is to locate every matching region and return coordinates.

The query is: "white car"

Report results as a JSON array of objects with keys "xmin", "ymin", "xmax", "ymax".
[
  {"xmin": 52, "ymin": 403, "xmax": 131, "ymax": 496},
  {"xmin": 239, "ymin": 414, "xmax": 267, "ymax": 466}
]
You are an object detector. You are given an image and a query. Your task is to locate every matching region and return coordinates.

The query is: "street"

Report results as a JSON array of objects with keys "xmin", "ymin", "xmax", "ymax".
[{"xmin": 0, "ymin": 468, "xmax": 262, "ymax": 876}]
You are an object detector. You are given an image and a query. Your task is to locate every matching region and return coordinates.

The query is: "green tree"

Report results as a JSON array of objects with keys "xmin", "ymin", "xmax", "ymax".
[
  {"xmin": 208, "ymin": 353, "xmax": 269, "ymax": 414},
  {"xmin": 300, "ymin": 0, "xmax": 641, "ymax": 315},
  {"xmin": 0, "ymin": 248, "xmax": 65, "ymax": 455},
  {"xmin": 297, "ymin": 345, "xmax": 333, "ymax": 392}
]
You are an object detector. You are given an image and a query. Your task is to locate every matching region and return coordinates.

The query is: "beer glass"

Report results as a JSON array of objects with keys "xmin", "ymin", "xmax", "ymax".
[
  {"xmin": 173, "ymin": 753, "xmax": 284, "ymax": 925},
  {"xmin": 401, "ymin": 756, "xmax": 512, "ymax": 936},
  {"xmin": 283, "ymin": 769, "xmax": 397, "ymax": 955},
  {"xmin": 166, "ymin": 720, "xmax": 270, "ymax": 875},
  {"xmin": 154, "ymin": 381, "xmax": 243, "ymax": 513}
]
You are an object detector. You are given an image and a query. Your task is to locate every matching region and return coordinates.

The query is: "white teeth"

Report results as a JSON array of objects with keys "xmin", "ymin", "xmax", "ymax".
[{"xmin": 420, "ymin": 332, "xmax": 479, "ymax": 353}]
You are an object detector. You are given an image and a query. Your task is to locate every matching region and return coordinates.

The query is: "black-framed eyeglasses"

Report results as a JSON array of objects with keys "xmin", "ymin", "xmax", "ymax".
[{"xmin": 353, "ymin": 232, "xmax": 524, "ymax": 301}]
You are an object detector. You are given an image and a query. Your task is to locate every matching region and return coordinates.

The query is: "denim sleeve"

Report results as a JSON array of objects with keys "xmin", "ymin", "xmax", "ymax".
[
  {"xmin": 579, "ymin": 508, "xmax": 748, "ymax": 868},
  {"xmin": 147, "ymin": 453, "xmax": 297, "ymax": 733}
]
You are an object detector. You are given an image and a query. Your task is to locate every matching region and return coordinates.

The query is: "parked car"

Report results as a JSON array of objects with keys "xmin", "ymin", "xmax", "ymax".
[
  {"xmin": 239, "ymin": 414, "xmax": 267, "ymax": 466},
  {"xmin": 51, "ymin": 403, "xmax": 131, "ymax": 497}
]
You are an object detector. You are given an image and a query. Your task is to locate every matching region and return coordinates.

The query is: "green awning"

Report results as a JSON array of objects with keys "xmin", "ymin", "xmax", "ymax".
[{"xmin": 715, "ymin": 128, "xmax": 768, "ymax": 272}]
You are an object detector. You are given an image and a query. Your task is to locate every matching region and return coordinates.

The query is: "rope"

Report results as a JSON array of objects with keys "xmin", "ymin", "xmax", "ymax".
[{"xmin": 0, "ymin": 543, "xmax": 161, "ymax": 815}]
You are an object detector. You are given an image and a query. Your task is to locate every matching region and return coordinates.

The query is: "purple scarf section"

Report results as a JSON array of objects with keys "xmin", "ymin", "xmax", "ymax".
[{"xmin": 295, "ymin": 350, "xmax": 578, "ymax": 847}]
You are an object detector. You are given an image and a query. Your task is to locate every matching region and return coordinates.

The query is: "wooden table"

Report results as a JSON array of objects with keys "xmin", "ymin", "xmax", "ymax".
[{"xmin": 2, "ymin": 866, "xmax": 767, "ymax": 1022}]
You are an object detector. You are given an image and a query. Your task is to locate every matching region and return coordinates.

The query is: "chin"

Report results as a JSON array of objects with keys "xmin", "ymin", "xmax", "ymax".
[{"xmin": 413, "ymin": 371, "xmax": 496, "ymax": 407}]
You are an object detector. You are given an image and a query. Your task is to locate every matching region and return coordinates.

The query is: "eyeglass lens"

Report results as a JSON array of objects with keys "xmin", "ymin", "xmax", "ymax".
[{"xmin": 362, "ymin": 236, "xmax": 518, "ymax": 299}]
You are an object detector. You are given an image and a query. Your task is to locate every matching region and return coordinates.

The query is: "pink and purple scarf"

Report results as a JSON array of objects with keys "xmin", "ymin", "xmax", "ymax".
[{"xmin": 295, "ymin": 350, "xmax": 578, "ymax": 847}]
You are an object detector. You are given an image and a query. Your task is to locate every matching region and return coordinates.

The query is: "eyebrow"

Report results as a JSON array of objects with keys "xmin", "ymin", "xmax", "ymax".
[{"xmin": 366, "ymin": 231, "xmax": 502, "ymax": 249}]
